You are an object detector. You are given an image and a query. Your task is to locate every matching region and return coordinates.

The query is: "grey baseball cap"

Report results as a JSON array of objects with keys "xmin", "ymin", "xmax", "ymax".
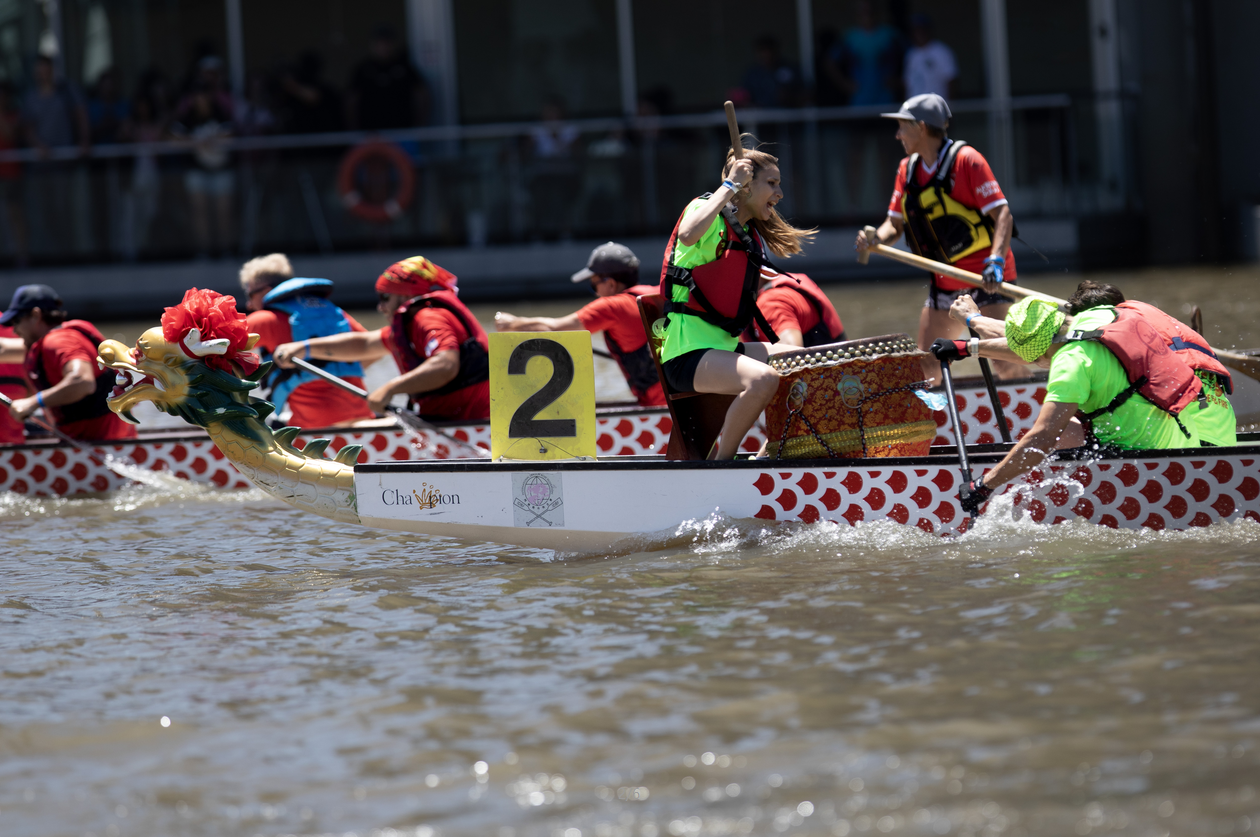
[
  {"xmin": 570, "ymin": 241, "xmax": 640, "ymax": 283},
  {"xmin": 881, "ymin": 93, "xmax": 952, "ymax": 129}
]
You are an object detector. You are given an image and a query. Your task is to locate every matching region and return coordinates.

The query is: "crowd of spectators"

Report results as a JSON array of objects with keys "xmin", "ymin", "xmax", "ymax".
[
  {"xmin": 0, "ymin": 24, "xmax": 430, "ymax": 265},
  {"xmin": 738, "ymin": 5, "xmax": 958, "ymax": 110}
]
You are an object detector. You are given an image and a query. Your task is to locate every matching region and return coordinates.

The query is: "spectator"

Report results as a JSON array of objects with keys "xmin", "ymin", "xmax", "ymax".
[
  {"xmin": 22, "ymin": 55, "xmax": 90, "ymax": 254},
  {"xmin": 347, "ymin": 25, "xmax": 429, "ymax": 130},
  {"xmin": 0, "ymin": 80, "xmax": 28, "ymax": 266},
  {"xmin": 813, "ymin": 29, "xmax": 847, "ymax": 106},
  {"xmin": 741, "ymin": 36, "xmax": 801, "ymax": 109},
  {"xmin": 825, "ymin": 0, "xmax": 902, "ymax": 106},
  {"xmin": 86, "ymin": 68, "xmax": 129, "ymax": 145},
  {"xmin": 279, "ymin": 51, "xmax": 343, "ymax": 134},
  {"xmin": 121, "ymin": 71, "xmax": 170, "ymax": 260},
  {"xmin": 234, "ymin": 72, "xmax": 276, "ymax": 138},
  {"xmin": 172, "ymin": 55, "xmax": 235, "ymax": 258},
  {"xmin": 904, "ymin": 15, "xmax": 957, "ymax": 100},
  {"xmin": 528, "ymin": 97, "xmax": 581, "ymax": 241}
]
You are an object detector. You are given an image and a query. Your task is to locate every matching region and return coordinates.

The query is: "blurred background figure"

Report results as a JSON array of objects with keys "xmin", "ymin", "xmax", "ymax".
[
  {"xmin": 347, "ymin": 24, "xmax": 429, "ymax": 131},
  {"xmin": 280, "ymin": 51, "xmax": 343, "ymax": 135},
  {"xmin": 904, "ymin": 14, "xmax": 957, "ymax": 100},
  {"xmin": 825, "ymin": 0, "xmax": 902, "ymax": 107},
  {"xmin": 172, "ymin": 55, "xmax": 235, "ymax": 259},
  {"xmin": 741, "ymin": 36, "xmax": 802, "ymax": 109},
  {"xmin": 119, "ymin": 70, "xmax": 170, "ymax": 262},
  {"xmin": 528, "ymin": 97, "xmax": 581, "ymax": 242},
  {"xmin": 22, "ymin": 55, "xmax": 90, "ymax": 257},
  {"xmin": 0, "ymin": 80, "xmax": 27, "ymax": 267}
]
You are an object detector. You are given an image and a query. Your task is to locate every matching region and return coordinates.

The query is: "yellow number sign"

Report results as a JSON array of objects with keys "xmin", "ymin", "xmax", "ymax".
[{"xmin": 489, "ymin": 331, "xmax": 596, "ymax": 461}]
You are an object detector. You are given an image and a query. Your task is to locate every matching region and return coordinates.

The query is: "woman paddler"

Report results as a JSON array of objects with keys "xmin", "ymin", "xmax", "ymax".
[{"xmin": 657, "ymin": 141, "xmax": 815, "ymax": 459}]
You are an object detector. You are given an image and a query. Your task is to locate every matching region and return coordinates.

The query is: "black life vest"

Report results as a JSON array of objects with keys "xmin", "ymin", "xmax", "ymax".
[
  {"xmin": 1116, "ymin": 300, "xmax": 1232, "ymax": 395},
  {"xmin": 389, "ymin": 290, "xmax": 489, "ymax": 409},
  {"xmin": 26, "ymin": 320, "xmax": 114, "ymax": 425},
  {"xmin": 900, "ymin": 140, "xmax": 1002, "ymax": 271},
  {"xmin": 602, "ymin": 284, "xmax": 663, "ymax": 405},
  {"xmin": 750, "ymin": 274, "xmax": 845, "ymax": 347},
  {"xmin": 1063, "ymin": 306, "xmax": 1204, "ymax": 438},
  {"xmin": 660, "ymin": 199, "xmax": 778, "ymax": 342}
]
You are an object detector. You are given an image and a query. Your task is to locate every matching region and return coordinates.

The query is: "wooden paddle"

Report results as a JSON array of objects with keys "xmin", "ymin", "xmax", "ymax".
[
  {"xmin": 1187, "ymin": 305, "xmax": 1260, "ymax": 383},
  {"xmin": 725, "ymin": 101, "xmax": 743, "ymax": 159},
  {"xmin": 857, "ymin": 225, "xmax": 1065, "ymax": 307},
  {"xmin": 290, "ymin": 357, "xmax": 484, "ymax": 456}
]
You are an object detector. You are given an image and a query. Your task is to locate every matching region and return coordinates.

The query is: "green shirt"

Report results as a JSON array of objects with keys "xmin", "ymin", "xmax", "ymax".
[
  {"xmin": 659, "ymin": 198, "xmax": 742, "ymax": 363},
  {"xmin": 1045, "ymin": 307, "xmax": 1199, "ymax": 450},
  {"xmin": 1185, "ymin": 370, "xmax": 1237, "ymax": 447}
]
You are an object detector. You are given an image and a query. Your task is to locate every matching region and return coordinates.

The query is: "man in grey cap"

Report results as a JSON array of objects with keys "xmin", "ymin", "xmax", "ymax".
[
  {"xmin": 494, "ymin": 242, "xmax": 665, "ymax": 406},
  {"xmin": 854, "ymin": 92, "xmax": 1021, "ymax": 384}
]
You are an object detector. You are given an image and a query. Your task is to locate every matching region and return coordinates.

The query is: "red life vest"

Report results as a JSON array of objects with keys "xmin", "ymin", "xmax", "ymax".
[
  {"xmin": 1063, "ymin": 306, "xmax": 1203, "ymax": 434},
  {"xmin": 1117, "ymin": 300, "xmax": 1232, "ymax": 394},
  {"xmin": 602, "ymin": 284, "xmax": 663, "ymax": 405},
  {"xmin": 25, "ymin": 320, "xmax": 116, "ymax": 426},
  {"xmin": 659, "ymin": 200, "xmax": 778, "ymax": 340},
  {"xmin": 752, "ymin": 274, "xmax": 845, "ymax": 346},
  {"xmin": 388, "ymin": 290, "xmax": 489, "ymax": 410}
]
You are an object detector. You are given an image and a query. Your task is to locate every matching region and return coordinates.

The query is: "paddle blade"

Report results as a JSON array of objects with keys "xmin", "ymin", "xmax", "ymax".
[{"xmin": 1218, "ymin": 349, "xmax": 1260, "ymax": 384}]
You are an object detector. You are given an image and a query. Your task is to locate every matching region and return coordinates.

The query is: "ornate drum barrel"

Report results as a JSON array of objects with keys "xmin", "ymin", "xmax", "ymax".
[{"xmin": 763, "ymin": 334, "xmax": 937, "ymax": 459}]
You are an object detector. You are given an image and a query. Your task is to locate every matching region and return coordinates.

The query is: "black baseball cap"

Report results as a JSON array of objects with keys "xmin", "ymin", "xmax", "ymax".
[
  {"xmin": 571, "ymin": 242, "xmax": 640, "ymax": 283},
  {"xmin": 0, "ymin": 284, "xmax": 62, "ymax": 325}
]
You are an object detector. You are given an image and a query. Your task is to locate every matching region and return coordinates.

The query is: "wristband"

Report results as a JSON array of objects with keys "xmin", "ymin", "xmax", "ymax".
[
  {"xmin": 968, "ymin": 337, "xmax": 980, "ymax": 356},
  {"xmin": 36, "ymin": 391, "xmax": 46, "ymax": 409},
  {"xmin": 722, "ymin": 179, "xmax": 740, "ymax": 192},
  {"xmin": 303, "ymin": 341, "xmax": 311, "ymax": 360},
  {"xmin": 965, "ymin": 313, "xmax": 979, "ymax": 329}
]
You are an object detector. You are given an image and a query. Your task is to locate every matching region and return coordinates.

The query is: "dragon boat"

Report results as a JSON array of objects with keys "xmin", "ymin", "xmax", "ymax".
[
  {"xmin": 1, "ymin": 372, "xmax": 1050, "ymax": 499},
  {"xmin": 82, "ymin": 292, "xmax": 1260, "ymax": 551}
]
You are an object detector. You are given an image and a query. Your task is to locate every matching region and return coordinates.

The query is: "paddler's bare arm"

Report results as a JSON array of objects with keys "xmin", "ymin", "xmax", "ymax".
[
  {"xmin": 272, "ymin": 330, "xmax": 388, "ymax": 368},
  {"xmin": 367, "ymin": 349, "xmax": 460, "ymax": 414},
  {"xmin": 854, "ymin": 214, "xmax": 904, "ymax": 253},
  {"xmin": 974, "ymin": 337, "xmax": 1026, "ymax": 365},
  {"xmin": 494, "ymin": 312, "xmax": 583, "ymax": 333},
  {"xmin": 7, "ymin": 359, "xmax": 97, "ymax": 421},
  {"xmin": 988, "ymin": 204, "xmax": 1013, "ymax": 259},
  {"xmin": 977, "ymin": 400, "xmax": 1079, "ymax": 491},
  {"xmin": 0, "ymin": 336, "xmax": 24, "ymax": 363},
  {"xmin": 949, "ymin": 295, "xmax": 1005, "ymax": 339},
  {"xmin": 678, "ymin": 158, "xmax": 755, "ymax": 245}
]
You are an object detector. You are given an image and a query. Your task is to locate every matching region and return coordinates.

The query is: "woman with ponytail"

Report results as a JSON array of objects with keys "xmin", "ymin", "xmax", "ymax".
[{"xmin": 657, "ymin": 140, "xmax": 816, "ymax": 459}]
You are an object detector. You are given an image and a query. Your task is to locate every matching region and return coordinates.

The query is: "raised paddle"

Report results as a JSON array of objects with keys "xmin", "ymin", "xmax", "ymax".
[
  {"xmin": 724, "ymin": 100, "xmax": 743, "ymax": 159},
  {"xmin": 857, "ymin": 225, "xmax": 1064, "ymax": 307},
  {"xmin": 290, "ymin": 357, "xmax": 484, "ymax": 456},
  {"xmin": 1187, "ymin": 305, "xmax": 1260, "ymax": 384}
]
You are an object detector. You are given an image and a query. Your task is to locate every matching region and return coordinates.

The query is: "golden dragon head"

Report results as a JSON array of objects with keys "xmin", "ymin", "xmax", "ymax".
[{"xmin": 98, "ymin": 288, "xmax": 267, "ymax": 429}]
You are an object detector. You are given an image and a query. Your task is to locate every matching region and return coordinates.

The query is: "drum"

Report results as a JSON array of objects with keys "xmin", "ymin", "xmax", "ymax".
[{"xmin": 762, "ymin": 334, "xmax": 937, "ymax": 459}]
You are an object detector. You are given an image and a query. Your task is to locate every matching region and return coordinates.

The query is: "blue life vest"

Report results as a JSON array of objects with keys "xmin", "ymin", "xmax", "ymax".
[{"xmin": 262, "ymin": 279, "xmax": 364, "ymax": 417}]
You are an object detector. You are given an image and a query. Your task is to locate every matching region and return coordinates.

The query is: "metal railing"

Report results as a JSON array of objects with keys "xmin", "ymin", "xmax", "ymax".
[{"xmin": 0, "ymin": 94, "xmax": 1132, "ymax": 266}]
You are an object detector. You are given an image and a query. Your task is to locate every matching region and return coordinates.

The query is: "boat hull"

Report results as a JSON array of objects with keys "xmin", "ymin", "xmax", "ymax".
[
  {"xmin": 1, "ymin": 376, "xmax": 1050, "ymax": 497},
  {"xmin": 353, "ymin": 440, "xmax": 1260, "ymax": 550}
]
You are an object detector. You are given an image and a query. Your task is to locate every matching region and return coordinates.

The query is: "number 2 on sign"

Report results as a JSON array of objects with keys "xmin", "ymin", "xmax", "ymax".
[{"xmin": 489, "ymin": 332, "xmax": 596, "ymax": 460}]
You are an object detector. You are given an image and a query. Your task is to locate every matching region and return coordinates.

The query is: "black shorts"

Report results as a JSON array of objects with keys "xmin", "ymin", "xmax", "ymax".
[
  {"xmin": 662, "ymin": 344, "xmax": 747, "ymax": 393},
  {"xmin": 926, "ymin": 284, "xmax": 1011, "ymax": 311}
]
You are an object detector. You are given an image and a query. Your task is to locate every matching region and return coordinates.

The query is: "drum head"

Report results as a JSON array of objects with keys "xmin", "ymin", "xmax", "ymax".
[{"xmin": 768, "ymin": 334, "xmax": 920, "ymax": 372}]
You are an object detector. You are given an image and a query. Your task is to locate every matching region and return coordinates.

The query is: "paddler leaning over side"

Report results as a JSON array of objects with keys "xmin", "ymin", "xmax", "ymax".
[
  {"xmin": 271, "ymin": 256, "xmax": 490, "ymax": 421},
  {"xmin": 854, "ymin": 93, "xmax": 1020, "ymax": 385},
  {"xmin": 657, "ymin": 140, "xmax": 814, "ymax": 459},
  {"xmin": 494, "ymin": 241, "xmax": 668, "ymax": 408},
  {"xmin": 0, "ymin": 284, "xmax": 137, "ymax": 442},
  {"xmin": 0, "ymin": 316, "xmax": 31, "ymax": 445},
  {"xmin": 930, "ymin": 286, "xmax": 1233, "ymax": 514}
]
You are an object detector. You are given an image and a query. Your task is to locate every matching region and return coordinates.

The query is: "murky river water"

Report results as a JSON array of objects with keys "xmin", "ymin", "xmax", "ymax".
[{"xmin": 4, "ymin": 266, "xmax": 1260, "ymax": 837}]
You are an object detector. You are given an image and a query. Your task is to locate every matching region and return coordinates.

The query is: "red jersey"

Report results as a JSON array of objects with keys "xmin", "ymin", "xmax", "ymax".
[
  {"xmin": 576, "ymin": 292, "xmax": 666, "ymax": 407},
  {"xmin": 888, "ymin": 142, "xmax": 1017, "ymax": 292},
  {"xmin": 0, "ymin": 323, "xmax": 29, "ymax": 445},
  {"xmin": 28, "ymin": 324, "xmax": 136, "ymax": 441},
  {"xmin": 749, "ymin": 274, "xmax": 844, "ymax": 346},
  {"xmin": 381, "ymin": 307, "xmax": 490, "ymax": 421},
  {"xmin": 246, "ymin": 309, "xmax": 375, "ymax": 427}
]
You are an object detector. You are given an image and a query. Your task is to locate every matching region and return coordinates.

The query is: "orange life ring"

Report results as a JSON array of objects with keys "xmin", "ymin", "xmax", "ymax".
[{"xmin": 336, "ymin": 141, "xmax": 416, "ymax": 224}]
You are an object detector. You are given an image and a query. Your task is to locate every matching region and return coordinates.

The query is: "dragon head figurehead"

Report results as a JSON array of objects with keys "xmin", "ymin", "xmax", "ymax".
[
  {"xmin": 98, "ymin": 288, "xmax": 270, "ymax": 435},
  {"xmin": 97, "ymin": 288, "xmax": 362, "ymax": 522}
]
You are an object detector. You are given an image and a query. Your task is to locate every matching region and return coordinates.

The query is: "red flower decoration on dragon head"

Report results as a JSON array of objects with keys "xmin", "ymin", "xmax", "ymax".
[{"xmin": 160, "ymin": 288, "xmax": 260, "ymax": 376}]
